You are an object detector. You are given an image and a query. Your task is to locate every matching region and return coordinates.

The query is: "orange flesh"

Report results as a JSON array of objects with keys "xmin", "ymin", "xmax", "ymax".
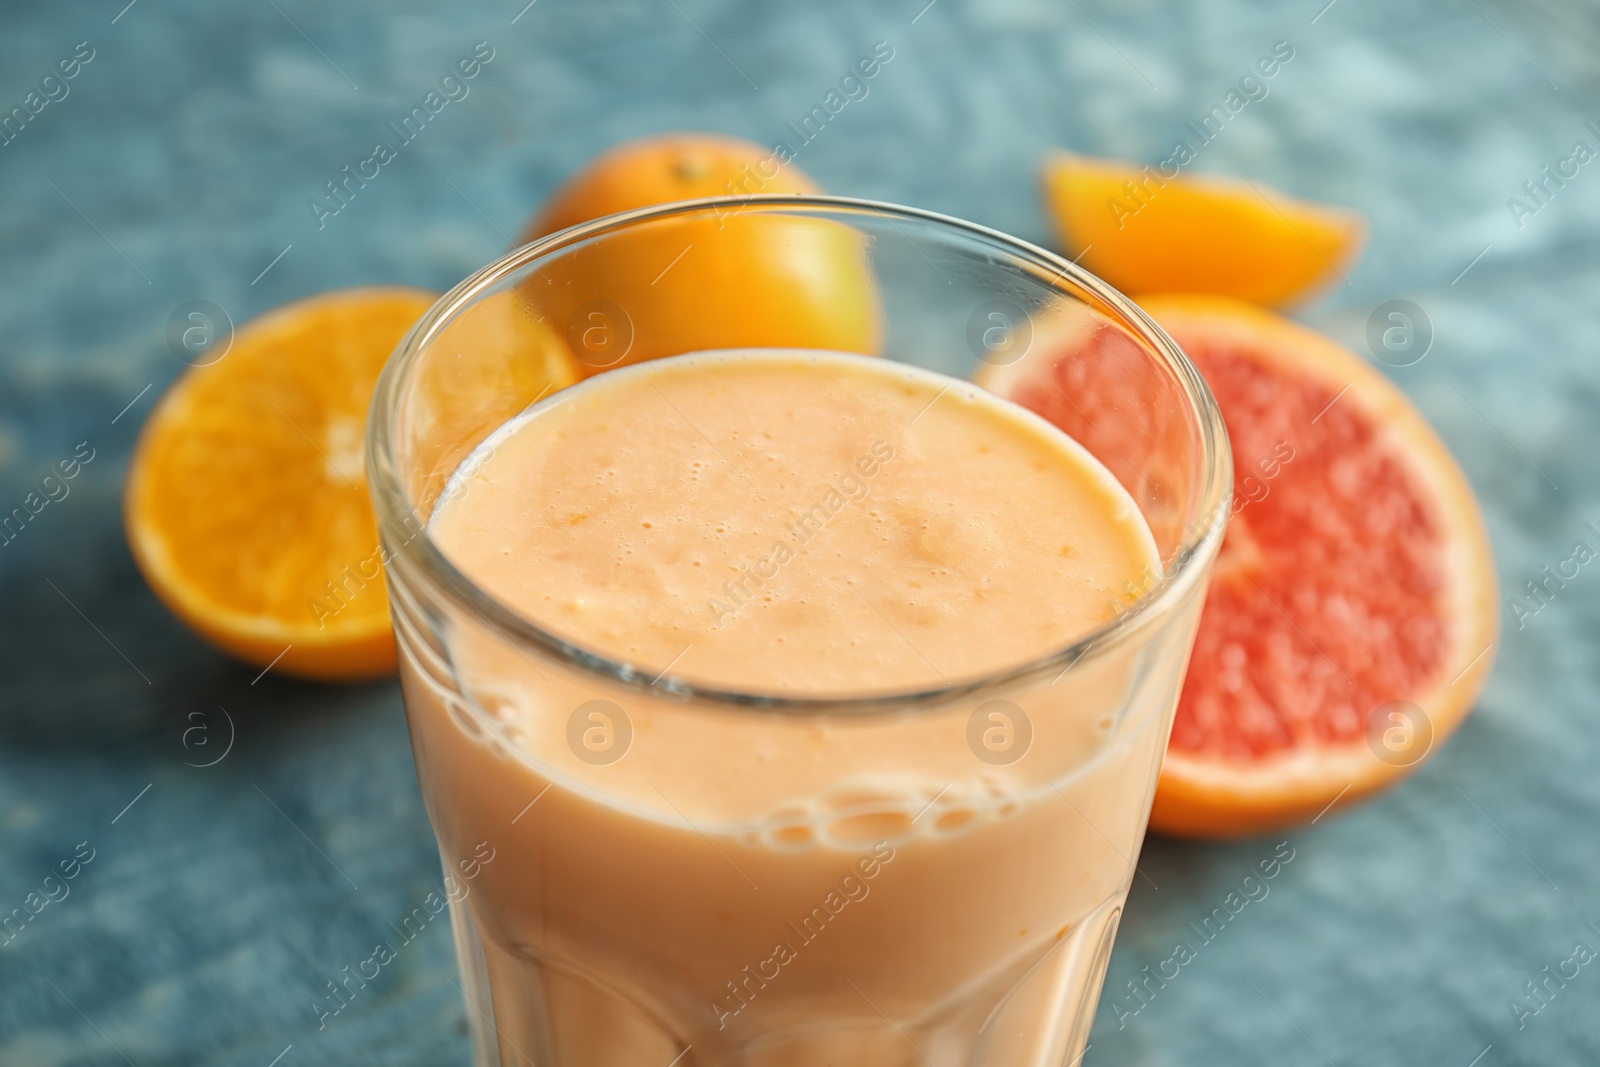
[
  {"xmin": 125, "ymin": 288, "xmax": 439, "ymax": 680},
  {"xmin": 132, "ymin": 294, "xmax": 430, "ymax": 616}
]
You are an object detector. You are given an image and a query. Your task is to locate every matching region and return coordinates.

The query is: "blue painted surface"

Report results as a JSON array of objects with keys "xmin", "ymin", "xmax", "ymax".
[{"xmin": 1, "ymin": 1, "xmax": 1596, "ymax": 1063}]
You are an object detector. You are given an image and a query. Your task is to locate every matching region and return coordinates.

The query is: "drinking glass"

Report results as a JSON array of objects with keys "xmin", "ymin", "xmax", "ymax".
[{"xmin": 367, "ymin": 195, "xmax": 1230, "ymax": 1067}]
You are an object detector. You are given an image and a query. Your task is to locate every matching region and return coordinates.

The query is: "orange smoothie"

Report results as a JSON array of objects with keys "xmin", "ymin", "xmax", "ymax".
[{"xmin": 404, "ymin": 350, "xmax": 1186, "ymax": 1066}]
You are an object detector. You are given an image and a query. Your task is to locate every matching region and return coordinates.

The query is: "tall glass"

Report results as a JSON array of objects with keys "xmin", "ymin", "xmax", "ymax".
[{"xmin": 367, "ymin": 196, "xmax": 1230, "ymax": 1067}]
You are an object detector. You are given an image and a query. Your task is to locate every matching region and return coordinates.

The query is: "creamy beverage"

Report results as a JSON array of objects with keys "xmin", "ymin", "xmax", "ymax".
[
  {"xmin": 399, "ymin": 350, "xmax": 1187, "ymax": 1066},
  {"xmin": 433, "ymin": 350, "xmax": 1154, "ymax": 692}
]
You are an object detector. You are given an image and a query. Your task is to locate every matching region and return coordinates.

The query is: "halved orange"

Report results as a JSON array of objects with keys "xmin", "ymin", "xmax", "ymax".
[
  {"xmin": 985, "ymin": 294, "xmax": 1497, "ymax": 837},
  {"xmin": 1041, "ymin": 151, "xmax": 1365, "ymax": 308},
  {"xmin": 126, "ymin": 288, "xmax": 440, "ymax": 682},
  {"xmin": 517, "ymin": 132, "xmax": 881, "ymax": 375}
]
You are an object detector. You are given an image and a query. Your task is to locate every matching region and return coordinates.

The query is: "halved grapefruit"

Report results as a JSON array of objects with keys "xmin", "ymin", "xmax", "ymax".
[{"xmin": 983, "ymin": 294, "xmax": 1498, "ymax": 837}]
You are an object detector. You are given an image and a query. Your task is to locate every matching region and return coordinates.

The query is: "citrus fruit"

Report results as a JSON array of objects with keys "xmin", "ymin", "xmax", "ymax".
[
  {"xmin": 126, "ymin": 288, "xmax": 439, "ymax": 682},
  {"xmin": 1041, "ymin": 151, "xmax": 1365, "ymax": 308},
  {"xmin": 525, "ymin": 132, "xmax": 821, "ymax": 237},
  {"xmin": 517, "ymin": 132, "xmax": 881, "ymax": 376},
  {"xmin": 984, "ymin": 294, "xmax": 1497, "ymax": 837}
]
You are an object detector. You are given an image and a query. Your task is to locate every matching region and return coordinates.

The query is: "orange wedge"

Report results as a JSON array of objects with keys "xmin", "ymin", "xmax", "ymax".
[
  {"xmin": 1041, "ymin": 151, "xmax": 1365, "ymax": 308},
  {"xmin": 126, "ymin": 288, "xmax": 440, "ymax": 682}
]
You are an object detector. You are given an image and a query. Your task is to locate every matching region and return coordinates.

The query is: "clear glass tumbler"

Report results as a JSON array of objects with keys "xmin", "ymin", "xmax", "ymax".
[{"xmin": 367, "ymin": 196, "xmax": 1230, "ymax": 1067}]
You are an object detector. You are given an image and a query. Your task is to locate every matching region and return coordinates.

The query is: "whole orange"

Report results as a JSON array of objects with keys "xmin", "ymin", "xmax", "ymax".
[{"xmin": 517, "ymin": 133, "xmax": 881, "ymax": 376}]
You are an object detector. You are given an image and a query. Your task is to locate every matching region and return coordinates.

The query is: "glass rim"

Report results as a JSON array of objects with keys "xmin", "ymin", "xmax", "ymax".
[{"xmin": 367, "ymin": 193, "xmax": 1232, "ymax": 715}]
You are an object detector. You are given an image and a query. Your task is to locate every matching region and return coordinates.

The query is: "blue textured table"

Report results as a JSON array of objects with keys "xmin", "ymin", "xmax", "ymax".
[{"xmin": 2, "ymin": 1, "xmax": 1596, "ymax": 1063}]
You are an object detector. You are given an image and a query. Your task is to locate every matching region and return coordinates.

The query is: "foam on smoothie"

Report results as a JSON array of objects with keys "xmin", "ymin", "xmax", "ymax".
[{"xmin": 430, "ymin": 348, "xmax": 1157, "ymax": 697}]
